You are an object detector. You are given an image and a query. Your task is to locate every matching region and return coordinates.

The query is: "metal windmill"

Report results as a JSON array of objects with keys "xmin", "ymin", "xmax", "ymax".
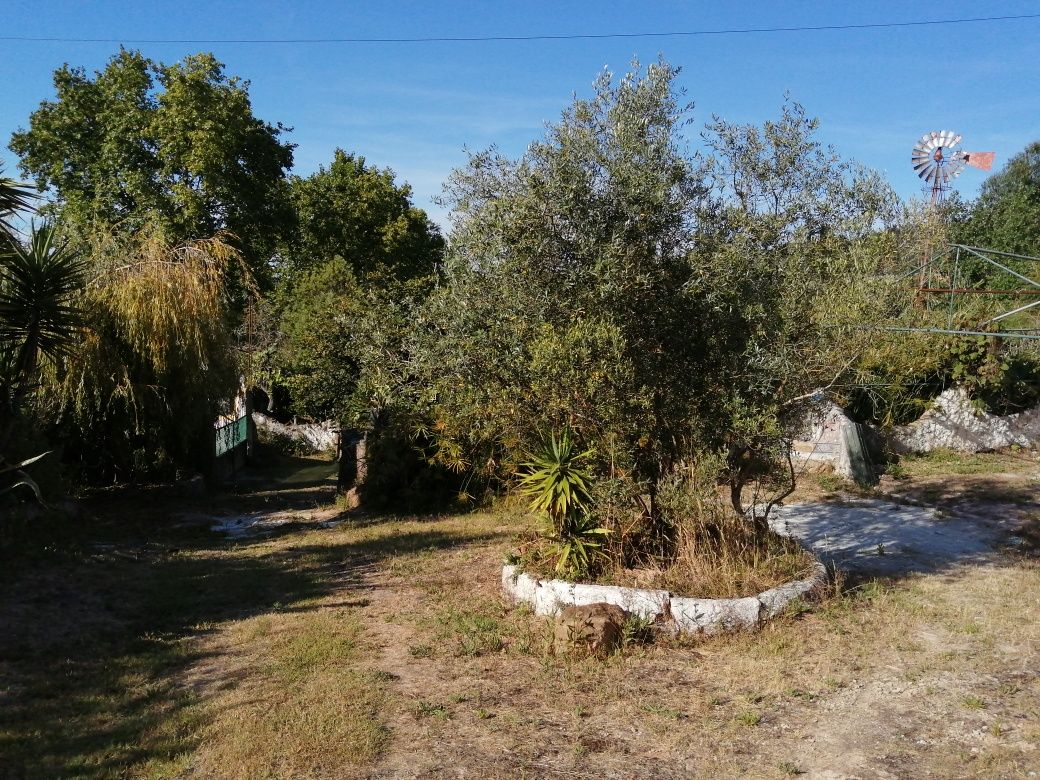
[
  {"xmin": 911, "ymin": 130, "xmax": 995, "ymax": 204},
  {"xmin": 891, "ymin": 132, "xmax": 1040, "ymax": 341}
]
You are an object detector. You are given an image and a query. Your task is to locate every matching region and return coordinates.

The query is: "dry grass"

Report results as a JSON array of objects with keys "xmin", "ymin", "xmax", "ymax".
[
  {"xmin": 2, "ymin": 450, "xmax": 1038, "ymax": 779},
  {"xmin": 194, "ymin": 660, "xmax": 389, "ymax": 778}
]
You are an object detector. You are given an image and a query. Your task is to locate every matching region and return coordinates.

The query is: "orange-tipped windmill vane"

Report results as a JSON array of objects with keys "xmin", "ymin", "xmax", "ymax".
[{"xmin": 911, "ymin": 130, "xmax": 995, "ymax": 204}]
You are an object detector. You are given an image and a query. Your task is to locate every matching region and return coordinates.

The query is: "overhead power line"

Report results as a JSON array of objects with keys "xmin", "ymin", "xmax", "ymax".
[{"xmin": 2, "ymin": 13, "xmax": 1039, "ymax": 45}]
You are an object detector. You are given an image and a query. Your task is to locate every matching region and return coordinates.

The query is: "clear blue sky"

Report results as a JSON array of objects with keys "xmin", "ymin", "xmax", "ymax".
[{"xmin": 2, "ymin": 1, "xmax": 1039, "ymax": 229}]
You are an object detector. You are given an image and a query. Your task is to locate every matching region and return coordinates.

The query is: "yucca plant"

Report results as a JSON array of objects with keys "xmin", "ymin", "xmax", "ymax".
[
  {"xmin": 0, "ymin": 223, "xmax": 86, "ymax": 407},
  {"xmin": 542, "ymin": 512, "xmax": 611, "ymax": 576},
  {"xmin": 0, "ymin": 165, "xmax": 37, "ymax": 243},
  {"xmin": 518, "ymin": 429, "xmax": 610, "ymax": 576},
  {"xmin": 0, "ymin": 222, "xmax": 85, "ymax": 502}
]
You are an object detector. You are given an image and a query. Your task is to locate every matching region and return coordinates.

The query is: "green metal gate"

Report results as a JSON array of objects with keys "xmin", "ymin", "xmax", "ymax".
[{"xmin": 215, "ymin": 415, "xmax": 248, "ymax": 457}]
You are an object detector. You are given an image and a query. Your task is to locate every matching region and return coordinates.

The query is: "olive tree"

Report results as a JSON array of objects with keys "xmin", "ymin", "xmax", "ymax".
[{"xmin": 416, "ymin": 60, "xmax": 897, "ymax": 546}]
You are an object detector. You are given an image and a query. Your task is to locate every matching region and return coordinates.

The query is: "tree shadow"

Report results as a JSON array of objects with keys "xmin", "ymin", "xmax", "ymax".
[
  {"xmin": 885, "ymin": 475, "xmax": 1040, "ymax": 512},
  {"xmin": 0, "ymin": 467, "xmax": 507, "ymax": 777}
]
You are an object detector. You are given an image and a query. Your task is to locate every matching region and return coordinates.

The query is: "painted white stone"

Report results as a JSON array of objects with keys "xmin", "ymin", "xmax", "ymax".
[
  {"xmin": 569, "ymin": 583, "xmax": 670, "ymax": 620},
  {"xmin": 501, "ymin": 564, "xmax": 518, "ymax": 590},
  {"xmin": 533, "ymin": 579, "xmax": 575, "ymax": 616},
  {"xmin": 511, "ymin": 572, "xmax": 539, "ymax": 605},
  {"xmin": 670, "ymin": 595, "xmax": 761, "ymax": 634},
  {"xmin": 757, "ymin": 563, "xmax": 828, "ymax": 618},
  {"xmin": 501, "ymin": 557, "xmax": 826, "ymax": 634}
]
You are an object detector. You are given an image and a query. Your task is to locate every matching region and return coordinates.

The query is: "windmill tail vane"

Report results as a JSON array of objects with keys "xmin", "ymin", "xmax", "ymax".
[{"xmin": 963, "ymin": 151, "xmax": 995, "ymax": 171}]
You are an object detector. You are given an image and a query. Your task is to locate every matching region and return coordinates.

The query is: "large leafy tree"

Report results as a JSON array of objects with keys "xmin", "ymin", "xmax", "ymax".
[
  {"xmin": 10, "ymin": 50, "xmax": 294, "ymax": 284},
  {"xmin": 40, "ymin": 227, "xmax": 243, "ymax": 482},
  {"xmin": 266, "ymin": 152, "xmax": 443, "ymax": 421},
  {"xmin": 284, "ymin": 149, "xmax": 443, "ymax": 283},
  {"xmin": 418, "ymin": 61, "xmax": 896, "ymax": 540}
]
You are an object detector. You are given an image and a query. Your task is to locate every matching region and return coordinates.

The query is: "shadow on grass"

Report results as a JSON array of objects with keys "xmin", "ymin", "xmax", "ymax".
[
  {"xmin": 0, "ymin": 471, "xmax": 505, "ymax": 778},
  {"xmin": 887, "ymin": 476, "xmax": 1040, "ymax": 511}
]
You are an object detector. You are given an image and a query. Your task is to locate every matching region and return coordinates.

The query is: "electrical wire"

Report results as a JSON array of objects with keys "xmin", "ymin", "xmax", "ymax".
[{"xmin": 2, "ymin": 13, "xmax": 1039, "ymax": 45}]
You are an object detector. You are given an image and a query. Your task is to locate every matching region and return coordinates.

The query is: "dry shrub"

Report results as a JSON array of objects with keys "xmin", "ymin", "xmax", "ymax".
[{"xmin": 606, "ymin": 456, "xmax": 815, "ymax": 598}]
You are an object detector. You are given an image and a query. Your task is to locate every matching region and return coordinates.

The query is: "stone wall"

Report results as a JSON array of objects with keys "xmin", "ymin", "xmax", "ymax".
[
  {"xmin": 887, "ymin": 387, "xmax": 1040, "ymax": 454},
  {"xmin": 252, "ymin": 413, "xmax": 339, "ymax": 454},
  {"xmin": 501, "ymin": 561, "xmax": 828, "ymax": 636}
]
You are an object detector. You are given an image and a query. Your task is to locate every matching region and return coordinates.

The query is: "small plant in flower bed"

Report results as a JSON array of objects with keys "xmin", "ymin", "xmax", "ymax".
[
  {"xmin": 516, "ymin": 429, "xmax": 610, "ymax": 578},
  {"xmin": 515, "ymin": 433, "xmax": 816, "ymax": 598}
]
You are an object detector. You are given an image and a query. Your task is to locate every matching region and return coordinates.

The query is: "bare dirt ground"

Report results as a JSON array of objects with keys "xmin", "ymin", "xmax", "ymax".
[{"xmin": 1, "ymin": 449, "xmax": 1038, "ymax": 779}]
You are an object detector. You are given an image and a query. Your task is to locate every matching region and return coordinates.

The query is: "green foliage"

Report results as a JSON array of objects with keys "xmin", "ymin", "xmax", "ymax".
[
  {"xmin": 0, "ymin": 217, "xmax": 85, "ymax": 502},
  {"xmin": 517, "ymin": 429, "xmax": 592, "ymax": 528},
  {"xmin": 0, "ymin": 224, "xmax": 87, "ymax": 405},
  {"xmin": 540, "ymin": 512, "xmax": 611, "ymax": 577},
  {"xmin": 0, "ymin": 164, "xmax": 37, "ymax": 241},
  {"xmin": 284, "ymin": 150, "xmax": 443, "ymax": 283},
  {"xmin": 418, "ymin": 60, "xmax": 898, "ymax": 548},
  {"xmin": 39, "ymin": 228, "xmax": 241, "ymax": 482},
  {"xmin": 262, "ymin": 150, "xmax": 442, "ymax": 432},
  {"xmin": 273, "ymin": 257, "xmax": 363, "ymax": 421},
  {"xmin": 10, "ymin": 50, "xmax": 294, "ymax": 285},
  {"xmin": 518, "ymin": 430, "xmax": 609, "ymax": 576},
  {"xmin": 956, "ymin": 141, "xmax": 1040, "ymax": 257}
]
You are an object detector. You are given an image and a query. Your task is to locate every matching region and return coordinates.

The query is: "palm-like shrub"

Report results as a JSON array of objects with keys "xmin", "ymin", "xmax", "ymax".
[
  {"xmin": 0, "ymin": 225, "xmax": 86, "ymax": 405},
  {"xmin": 518, "ymin": 429, "xmax": 609, "ymax": 576},
  {"xmin": 0, "ymin": 165, "xmax": 37, "ymax": 242},
  {"xmin": 0, "ymin": 223, "xmax": 86, "ymax": 501}
]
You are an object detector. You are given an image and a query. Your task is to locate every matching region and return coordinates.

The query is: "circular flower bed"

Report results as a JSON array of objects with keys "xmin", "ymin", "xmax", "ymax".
[{"xmin": 501, "ymin": 559, "xmax": 828, "ymax": 635}]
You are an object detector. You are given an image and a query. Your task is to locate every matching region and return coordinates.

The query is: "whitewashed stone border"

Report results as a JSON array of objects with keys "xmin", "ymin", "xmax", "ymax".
[{"xmin": 501, "ymin": 560, "xmax": 828, "ymax": 635}]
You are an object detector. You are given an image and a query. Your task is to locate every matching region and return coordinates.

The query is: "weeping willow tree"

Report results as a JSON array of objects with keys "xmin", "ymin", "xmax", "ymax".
[{"xmin": 39, "ymin": 227, "xmax": 247, "ymax": 482}]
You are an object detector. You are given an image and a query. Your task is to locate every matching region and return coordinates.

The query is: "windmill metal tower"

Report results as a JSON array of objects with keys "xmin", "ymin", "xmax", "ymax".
[{"xmin": 891, "ymin": 133, "xmax": 1040, "ymax": 341}]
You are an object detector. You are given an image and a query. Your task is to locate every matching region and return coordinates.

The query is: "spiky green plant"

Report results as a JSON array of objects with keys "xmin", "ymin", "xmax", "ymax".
[
  {"xmin": 518, "ymin": 429, "xmax": 610, "ymax": 576},
  {"xmin": 0, "ymin": 165, "xmax": 37, "ymax": 242},
  {"xmin": 0, "ymin": 222, "xmax": 85, "ymax": 502},
  {"xmin": 0, "ymin": 224, "xmax": 86, "ymax": 404},
  {"xmin": 518, "ymin": 429, "xmax": 593, "ymax": 532}
]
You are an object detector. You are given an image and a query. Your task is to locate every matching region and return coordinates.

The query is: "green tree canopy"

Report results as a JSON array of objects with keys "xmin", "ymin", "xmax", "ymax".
[
  {"xmin": 264, "ymin": 151, "xmax": 442, "ymax": 422},
  {"xmin": 10, "ymin": 49, "xmax": 295, "ymax": 283},
  {"xmin": 957, "ymin": 141, "xmax": 1040, "ymax": 256},
  {"xmin": 416, "ymin": 61, "xmax": 897, "ymax": 537},
  {"xmin": 39, "ymin": 227, "xmax": 243, "ymax": 482},
  {"xmin": 284, "ymin": 150, "xmax": 443, "ymax": 283}
]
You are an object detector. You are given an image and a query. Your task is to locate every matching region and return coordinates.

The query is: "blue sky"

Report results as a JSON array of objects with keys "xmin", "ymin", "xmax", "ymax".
[{"xmin": 2, "ymin": 1, "xmax": 1039, "ymax": 229}]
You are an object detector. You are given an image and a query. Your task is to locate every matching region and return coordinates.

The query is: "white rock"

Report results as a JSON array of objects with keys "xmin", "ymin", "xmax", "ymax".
[
  {"xmin": 670, "ymin": 595, "xmax": 761, "ymax": 634},
  {"xmin": 757, "ymin": 563, "xmax": 827, "ymax": 618},
  {"xmin": 569, "ymin": 583, "xmax": 670, "ymax": 620},
  {"xmin": 888, "ymin": 386, "xmax": 1040, "ymax": 454},
  {"xmin": 533, "ymin": 579, "xmax": 574, "ymax": 616}
]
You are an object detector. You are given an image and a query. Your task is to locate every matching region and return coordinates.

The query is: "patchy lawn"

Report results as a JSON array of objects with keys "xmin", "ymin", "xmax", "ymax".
[{"xmin": 1, "ymin": 450, "xmax": 1038, "ymax": 779}]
